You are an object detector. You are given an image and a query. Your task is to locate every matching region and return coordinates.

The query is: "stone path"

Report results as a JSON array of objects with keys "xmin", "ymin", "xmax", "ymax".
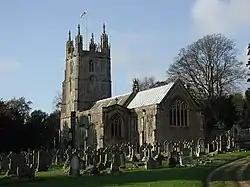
[{"xmin": 206, "ymin": 156, "xmax": 250, "ymax": 187}]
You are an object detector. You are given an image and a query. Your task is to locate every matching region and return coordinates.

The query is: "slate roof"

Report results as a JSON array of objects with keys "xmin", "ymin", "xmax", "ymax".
[
  {"xmin": 88, "ymin": 93, "xmax": 131, "ymax": 110},
  {"xmin": 88, "ymin": 81, "xmax": 175, "ymax": 110},
  {"xmin": 127, "ymin": 82, "xmax": 175, "ymax": 109}
]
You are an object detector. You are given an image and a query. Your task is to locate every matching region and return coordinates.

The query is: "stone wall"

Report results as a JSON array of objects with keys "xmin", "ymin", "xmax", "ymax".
[
  {"xmin": 156, "ymin": 83, "xmax": 204, "ymax": 142},
  {"xmin": 132, "ymin": 105, "xmax": 157, "ymax": 146},
  {"xmin": 102, "ymin": 105, "xmax": 130, "ymax": 145}
]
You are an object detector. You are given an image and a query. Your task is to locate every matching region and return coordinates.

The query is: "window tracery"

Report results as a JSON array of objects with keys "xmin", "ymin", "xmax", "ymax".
[
  {"xmin": 169, "ymin": 100, "xmax": 189, "ymax": 126},
  {"xmin": 110, "ymin": 113, "xmax": 122, "ymax": 138}
]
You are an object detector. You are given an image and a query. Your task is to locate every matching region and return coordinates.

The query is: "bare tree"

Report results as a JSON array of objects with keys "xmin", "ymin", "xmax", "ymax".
[
  {"xmin": 166, "ymin": 34, "xmax": 246, "ymax": 101},
  {"xmin": 137, "ymin": 76, "xmax": 156, "ymax": 91},
  {"xmin": 53, "ymin": 92, "xmax": 62, "ymax": 110}
]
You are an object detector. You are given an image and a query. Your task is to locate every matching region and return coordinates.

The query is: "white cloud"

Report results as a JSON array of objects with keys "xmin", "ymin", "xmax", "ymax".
[{"xmin": 191, "ymin": 0, "xmax": 250, "ymax": 34}]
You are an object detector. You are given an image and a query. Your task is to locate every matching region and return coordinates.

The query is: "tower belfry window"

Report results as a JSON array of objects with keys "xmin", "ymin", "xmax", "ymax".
[
  {"xmin": 69, "ymin": 79, "xmax": 72, "ymax": 92},
  {"xmin": 89, "ymin": 60, "xmax": 94, "ymax": 72},
  {"xmin": 70, "ymin": 61, "xmax": 73, "ymax": 74}
]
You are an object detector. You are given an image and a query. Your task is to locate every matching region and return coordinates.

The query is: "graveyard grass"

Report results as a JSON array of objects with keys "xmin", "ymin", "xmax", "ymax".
[{"xmin": 0, "ymin": 151, "xmax": 249, "ymax": 187}]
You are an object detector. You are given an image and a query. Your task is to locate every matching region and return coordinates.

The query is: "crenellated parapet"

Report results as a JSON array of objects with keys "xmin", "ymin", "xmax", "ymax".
[{"xmin": 65, "ymin": 23, "xmax": 110, "ymax": 59}]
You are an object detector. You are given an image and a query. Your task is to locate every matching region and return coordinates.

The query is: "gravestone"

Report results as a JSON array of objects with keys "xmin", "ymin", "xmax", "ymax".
[
  {"xmin": 218, "ymin": 136, "xmax": 222, "ymax": 152},
  {"xmin": 198, "ymin": 139, "xmax": 205, "ymax": 155},
  {"xmin": 63, "ymin": 148, "xmax": 71, "ymax": 170},
  {"xmin": 196, "ymin": 145, "xmax": 200, "ymax": 157},
  {"xmin": 141, "ymin": 147, "xmax": 148, "ymax": 162},
  {"xmin": 32, "ymin": 150, "xmax": 38, "ymax": 168},
  {"xmin": 25, "ymin": 151, "xmax": 32, "ymax": 166},
  {"xmin": 69, "ymin": 152, "xmax": 80, "ymax": 177},
  {"xmin": 221, "ymin": 134, "xmax": 227, "ymax": 152},
  {"xmin": 145, "ymin": 144, "xmax": 158, "ymax": 169},
  {"xmin": 17, "ymin": 164, "xmax": 36, "ymax": 179},
  {"xmin": 179, "ymin": 154, "xmax": 183, "ymax": 166},
  {"xmin": 5, "ymin": 153, "xmax": 16, "ymax": 176},
  {"xmin": 1, "ymin": 154, "xmax": 9, "ymax": 172},
  {"xmin": 110, "ymin": 149, "xmax": 121, "ymax": 172},
  {"xmin": 96, "ymin": 148, "xmax": 105, "ymax": 171},
  {"xmin": 154, "ymin": 143, "xmax": 164, "ymax": 167},
  {"xmin": 45, "ymin": 151, "xmax": 52, "ymax": 167},
  {"xmin": 129, "ymin": 145, "xmax": 138, "ymax": 162},
  {"xmin": 36, "ymin": 150, "xmax": 48, "ymax": 172},
  {"xmin": 103, "ymin": 148, "xmax": 111, "ymax": 169},
  {"xmin": 182, "ymin": 147, "xmax": 193, "ymax": 166},
  {"xmin": 119, "ymin": 150, "xmax": 126, "ymax": 168},
  {"xmin": 231, "ymin": 137, "xmax": 235, "ymax": 149},
  {"xmin": 206, "ymin": 143, "xmax": 210, "ymax": 154},
  {"xmin": 54, "ymin": 150, "xmax": 60, "ymax": 165},
  {"xmin": 168, "ymin": 142, "xmax": 174, "ymax": 153},
  {"xmin": 121, "ymin": 143, "xmax": 129, "ymax": 157},
  {"xmin": 168, "ymin": 150, "xmax": 179, "ymax": 168}
]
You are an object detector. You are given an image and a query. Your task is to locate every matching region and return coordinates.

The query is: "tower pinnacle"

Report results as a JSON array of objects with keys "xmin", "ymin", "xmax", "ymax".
[
  {"xmin": 75, "ymin": 24, "xmax": 83, "ymax": 53},
  {"xmin": 100, "ymin": 23, "xmax": 109, "ymax": 53},
  {"xmin": 68, "ymin": 30, "xmax": 71, "ymax": 41},
  {"xmin": 89, "ymin": 33, "xmax": 97, "ymax": 51},
  {"xmin": 77, "ymin": 24, "xmax": 81, "ymax": 35},
  {"xmin": 103, "ymin": 23, "xmax": 106, "ymax": 34}
]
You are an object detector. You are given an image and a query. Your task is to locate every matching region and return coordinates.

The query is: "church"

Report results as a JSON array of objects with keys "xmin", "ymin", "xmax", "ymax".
[{"xmin": 59, "ymin": 23, "xmax": 204, "ymax": 150}]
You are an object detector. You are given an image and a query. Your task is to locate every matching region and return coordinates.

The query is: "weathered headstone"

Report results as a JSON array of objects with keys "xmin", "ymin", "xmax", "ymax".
[
  {"xmin": 110, "ymin": 149, "xmax": 121, "ymax": 172},
  {"xmin": 36, "ymin": 150, "xmax": 48, "ymax": 172},
  {"xmin": 1, "ymin": 154, "xmax": 9, "ymax": 172},
  {"xmin": 145, "ymin": 144, "xmax": 158, "ymax": 169},
  {"xmin": 198, "ymin": 139, "xmax": 205, "ymax": 155},
  {"xmin": 69, "ymin": 152, "xmax": 80, "ymax": 177},
  {"xmin": 182, "ymin": 147, "xmax": 193, "ymax": 166}
]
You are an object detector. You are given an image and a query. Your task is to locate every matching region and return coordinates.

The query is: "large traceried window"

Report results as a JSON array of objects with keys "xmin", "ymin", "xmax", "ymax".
[
  {"xmin": 169, "ymin": 100, "xmax": 189, "ymax": 127},
  {"xmin": 111, "ymin": 113, "xmax": 122, "ymax": 138}
]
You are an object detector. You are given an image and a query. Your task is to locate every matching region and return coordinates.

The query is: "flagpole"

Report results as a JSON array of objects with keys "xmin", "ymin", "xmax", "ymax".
[
  {"xmin": 80, "ymin": 11, "xmax": 88, "ymax": 50},
  {"xmin": 85, "ymin": 13, "xmax": 88, "ymax": 50}
]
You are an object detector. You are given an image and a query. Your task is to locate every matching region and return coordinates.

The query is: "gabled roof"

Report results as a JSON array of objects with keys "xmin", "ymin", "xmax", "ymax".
[
  {"xmin": 87, "ymin": 79, "xmax": 193, "ymax": 111},
  {"xmin": 127, "ymin": 82, "xmax": 175, "ymax": 109},
  {"xmin": 88, "ymin": 93, "xmax": 131, "ymax": 110}
]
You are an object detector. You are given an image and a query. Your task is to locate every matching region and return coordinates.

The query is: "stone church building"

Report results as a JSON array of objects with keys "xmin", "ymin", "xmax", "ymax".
[{"xmin": 60, "ymin": 23, "xmax": 204, "ymax": 150}]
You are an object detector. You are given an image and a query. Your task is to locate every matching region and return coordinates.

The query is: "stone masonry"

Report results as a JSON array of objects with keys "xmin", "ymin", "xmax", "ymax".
[{"xmin": 60, "ymin": 23, "xmax": 204, "ymax": 151}]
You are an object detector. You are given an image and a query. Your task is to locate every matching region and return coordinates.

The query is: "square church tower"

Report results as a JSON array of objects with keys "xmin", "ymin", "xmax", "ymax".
[{"xmin": 60, "ymin": 24, "xmax": 111, "ymax": 130}]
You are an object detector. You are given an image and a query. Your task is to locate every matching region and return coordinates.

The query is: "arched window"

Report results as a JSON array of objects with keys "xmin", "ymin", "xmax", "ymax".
[
  {"xmin": 69, "ymin": 79, "xmax": 72, "ymax": 92},
  {"xmin": 70, "ymin": 61, "xmax": 73, "ymax": 74},
  {"xmin": 110, "ymin": 113, "xmax": 122, "ymax": 138},
  {"xmin": 169, "ymin": 100, "xmax": 189, "ymax": 127},
  {"xmin": 89, "ymin": 60, "xmax": 94, "ymax": 72}
]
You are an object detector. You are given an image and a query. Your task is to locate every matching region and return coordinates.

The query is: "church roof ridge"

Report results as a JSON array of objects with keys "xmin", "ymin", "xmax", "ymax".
[
  {"xmin": 139, "ymin": 81, "xmax": 174, "ymax": 93},
  {"xmin": 127, "ymin": 82, "xmax": 175, "ymax": 109},
  {"xmin": 87, "ymin": 92, "xmax": 132, "ymax": 110},
  {"xmin": 95, "ymin": 92, "xmax": 132, "ymax": 103}
]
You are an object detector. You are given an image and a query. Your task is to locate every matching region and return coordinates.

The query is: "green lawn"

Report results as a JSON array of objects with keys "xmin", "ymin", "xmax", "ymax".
[{"xmin": 0, "ymin": 151, "xmax": 249, "ymax": 187}]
